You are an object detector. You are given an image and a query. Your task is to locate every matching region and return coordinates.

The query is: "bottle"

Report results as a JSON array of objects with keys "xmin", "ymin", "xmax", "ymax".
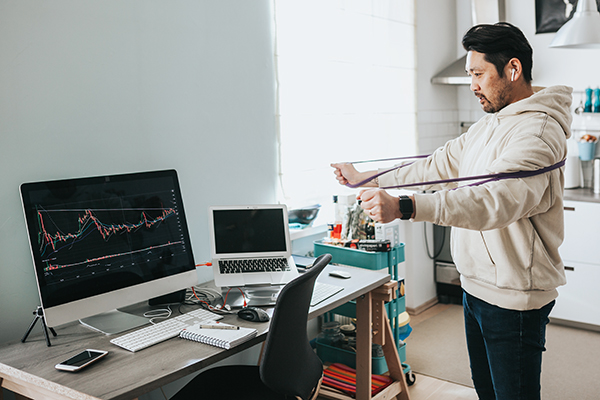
[
  {"xmin": 585, "ymin": 87, "xmax": 593, "ymax": 113},
  {"xmin": 594, "ymin": 88, "xmax": 600, "ymax": 113},
  {"xmin": 331, "ymin": 195, "xmax": 342, "ymax": 240},
  {"xmin": 338, "ymin": 194, "xmax": 356, "ymax": 240}
]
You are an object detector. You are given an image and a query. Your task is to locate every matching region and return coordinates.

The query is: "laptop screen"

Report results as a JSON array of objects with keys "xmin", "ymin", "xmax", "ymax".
[{"xmin": 212, "ymin": 207, "xmax": 288, "ymax": 255}]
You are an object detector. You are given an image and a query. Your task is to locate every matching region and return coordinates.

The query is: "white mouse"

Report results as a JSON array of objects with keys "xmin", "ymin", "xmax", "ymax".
[{"xmin": 329, "ymin": 270, "xmax": 351, "ymax": 279}]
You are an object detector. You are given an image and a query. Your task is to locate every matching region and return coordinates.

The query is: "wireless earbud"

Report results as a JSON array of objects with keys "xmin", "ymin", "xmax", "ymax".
[{"xmin": 511, "ymin": 69, "xmax": 516, "ymax": 82}]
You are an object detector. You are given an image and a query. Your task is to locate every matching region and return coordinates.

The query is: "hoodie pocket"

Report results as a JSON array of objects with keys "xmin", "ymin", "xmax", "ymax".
[
  {"xmin": 481, "ymin": 227, "xmax": 535, "ymax": 291},
  {"xmin": 453, "ymin": 229, "xmax": 496, "ymax": 285}
]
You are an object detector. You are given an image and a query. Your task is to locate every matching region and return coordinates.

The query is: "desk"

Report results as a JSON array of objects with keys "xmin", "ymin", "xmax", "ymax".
[{"xmin": 0, "ymin": 264, "xmax": 407, "ymax": 400}]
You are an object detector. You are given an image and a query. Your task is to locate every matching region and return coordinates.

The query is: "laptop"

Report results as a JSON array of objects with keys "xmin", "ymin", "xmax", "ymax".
[{"xmin": 209, "ymin": 205, "xmax": 299, "ymax": 288}]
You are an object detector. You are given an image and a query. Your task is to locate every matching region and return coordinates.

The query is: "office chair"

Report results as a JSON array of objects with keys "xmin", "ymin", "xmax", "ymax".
[{"xmin": 170, "ymin": 253, "xmax": 332, "ymax": 400}]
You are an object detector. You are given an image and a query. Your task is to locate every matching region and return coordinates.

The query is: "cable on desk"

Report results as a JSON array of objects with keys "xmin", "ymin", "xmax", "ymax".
[
  {"xmin": 187, "ymin": 261, "xmax": 248, "ymax": 311},
  {"xmin": 144, "ymin": 305, "xmax": 173, "ymax": 324},
  {"xmin": 188, "ymin": 287, "xmax": 242, "ymax": 314}
]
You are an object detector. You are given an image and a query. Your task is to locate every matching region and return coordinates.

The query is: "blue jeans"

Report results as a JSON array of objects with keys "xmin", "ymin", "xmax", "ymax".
[{"xmin": 462, "ymin": 291, "xmax": 554, "ymax": 400}]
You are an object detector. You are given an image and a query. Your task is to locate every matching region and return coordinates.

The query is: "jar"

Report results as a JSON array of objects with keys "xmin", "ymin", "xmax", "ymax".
[
  {"xmin": 340, "ymin": 324, "xmax": 356, "ymax": 337},
  {"xmin": 317, "ymin": 321, "xmax": 345, "ymax": 347}
]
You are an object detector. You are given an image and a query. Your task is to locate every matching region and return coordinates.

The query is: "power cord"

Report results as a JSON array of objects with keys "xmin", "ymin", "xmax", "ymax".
[
  {"xmin": 190, "ymin": 261, "xmax": 249, "ymax": 311},
  {"xmin": 423, "ymin": 221, "xmax": 446, "ymax": 260},
  {"xmin": 187, "ymin": 286, "xmax": 244, "ymax": 314}
]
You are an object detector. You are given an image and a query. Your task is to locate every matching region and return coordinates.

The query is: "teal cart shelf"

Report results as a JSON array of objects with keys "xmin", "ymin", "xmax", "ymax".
[{"xmin": 314, "ymin": 241, "xmax": 413, "ymax": 382}]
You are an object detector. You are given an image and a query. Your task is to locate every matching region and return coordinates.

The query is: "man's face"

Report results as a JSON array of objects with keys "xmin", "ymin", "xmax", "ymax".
[{"xmin": 466, "ymin": 51, "xmax": 511, "ymax": 114}]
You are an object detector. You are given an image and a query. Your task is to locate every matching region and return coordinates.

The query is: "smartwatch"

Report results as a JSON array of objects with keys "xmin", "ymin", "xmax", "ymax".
[{"xmin": 398, "ymin": 195, "xmax": 413, "ymax": 220}]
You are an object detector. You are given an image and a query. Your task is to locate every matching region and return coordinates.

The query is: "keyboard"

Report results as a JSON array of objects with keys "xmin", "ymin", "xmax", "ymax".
[
  {"xmin": 110, "ymin": 308, "xmax": 223, "ymax": 352},
  {"xmin": 219, "ymin": 257, "xmax": 290, "ymax": 274},
  {"xmin": 311, "ymin": 282, "xmax": 344, "ymax": 306}
]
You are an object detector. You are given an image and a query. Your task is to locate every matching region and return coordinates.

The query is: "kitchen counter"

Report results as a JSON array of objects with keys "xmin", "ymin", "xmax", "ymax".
[{"xmin": 564, "ymin": 187, "xmax": 600, "ymax": 203}]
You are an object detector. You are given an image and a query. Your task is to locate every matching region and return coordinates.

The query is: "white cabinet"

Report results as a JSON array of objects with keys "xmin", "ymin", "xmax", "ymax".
[
  {"xmin": 560, "ymin": 200, "xmax": 600, "ymax": 265},
  {"xmin": 552, "ymin": 200, "xmax": 600, "ymax": 327},
  {"xmin": 552, "ymin": 261, "xmax": 600, "ymax": 326}
]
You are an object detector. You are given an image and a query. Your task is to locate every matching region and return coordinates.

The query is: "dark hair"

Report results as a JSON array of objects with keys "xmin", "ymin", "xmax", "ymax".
[{"xmin": 462, "ymin": 22, "xmax": 533, "ymax": 83}]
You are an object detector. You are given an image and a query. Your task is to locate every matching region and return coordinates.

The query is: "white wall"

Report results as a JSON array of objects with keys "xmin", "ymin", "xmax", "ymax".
[
  {"xmin": 0, "ymin": 0, "xmax": 277, "ymax": 346},
  {"xmin": 406, "ymin": 0, "xmax": 460, "ymax": 311}
]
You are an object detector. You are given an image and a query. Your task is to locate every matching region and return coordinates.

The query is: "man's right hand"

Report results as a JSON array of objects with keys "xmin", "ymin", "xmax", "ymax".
[{"xmin": 331, "ymin": 163, "xmax": 377, "ymax": 187}]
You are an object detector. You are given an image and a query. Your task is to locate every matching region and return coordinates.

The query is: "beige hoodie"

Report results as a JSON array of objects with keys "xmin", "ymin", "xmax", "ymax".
[{"xmin": 378, "ymin": 86, "xmax": 573, "ymax": 311}]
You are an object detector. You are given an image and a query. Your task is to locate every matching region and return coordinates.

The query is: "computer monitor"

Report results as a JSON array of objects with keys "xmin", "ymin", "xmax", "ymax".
[{"xmin": 20, "ymin": 169, "xmax": 198, "ymax": 334}]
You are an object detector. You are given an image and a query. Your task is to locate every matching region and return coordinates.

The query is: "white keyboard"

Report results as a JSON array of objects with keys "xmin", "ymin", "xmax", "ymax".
[
  {"xmin": 110, "ymin": 308, "xmax": 223, "ymax": 352},
  {"xmin": 311, "ymin": 282, "xmax": 344, "ymax": 306}
]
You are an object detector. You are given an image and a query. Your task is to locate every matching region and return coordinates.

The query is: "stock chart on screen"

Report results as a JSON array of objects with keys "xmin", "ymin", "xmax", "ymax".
[{"xmin": 21, "ymin": 170, "xmax": 194, "ymax": 308}]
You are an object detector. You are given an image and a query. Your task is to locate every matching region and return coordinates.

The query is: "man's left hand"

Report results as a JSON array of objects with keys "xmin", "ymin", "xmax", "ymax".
[{"xmin": 359, "ymin": 189, "xmax": 402, "ymax": 223}]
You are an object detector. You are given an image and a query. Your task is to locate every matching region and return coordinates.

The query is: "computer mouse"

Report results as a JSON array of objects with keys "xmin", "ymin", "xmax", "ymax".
[
  {"xmin": 329, "ymin": 270, "xmax": 351, "ymax": 279},
  {"xmin": 237, "ymin": 307, "xmax": 270, "ymax": 322}
]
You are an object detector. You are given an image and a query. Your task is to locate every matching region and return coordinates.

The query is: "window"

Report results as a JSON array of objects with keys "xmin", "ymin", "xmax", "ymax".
[{"xmin": 274, "ymin": 1, "xmax": 417, "ymax": 216}]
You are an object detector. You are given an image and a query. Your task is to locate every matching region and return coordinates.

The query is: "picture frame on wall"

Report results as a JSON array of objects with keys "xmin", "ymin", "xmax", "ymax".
[{"xmin": 536, "ymin": 0, "xmax": 600, "ymax": 33}]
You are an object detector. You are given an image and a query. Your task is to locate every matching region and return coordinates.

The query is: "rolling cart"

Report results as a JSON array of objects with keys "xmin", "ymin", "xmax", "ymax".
[{"xmin": 314, "ymin": 241, "xmax": 415, "ymax": 386}]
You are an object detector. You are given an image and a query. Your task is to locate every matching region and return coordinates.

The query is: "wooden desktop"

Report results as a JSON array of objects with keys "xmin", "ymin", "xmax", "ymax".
[{"xmin": 0, "ymin": 264, "xmax": 409, "ymax": 400}]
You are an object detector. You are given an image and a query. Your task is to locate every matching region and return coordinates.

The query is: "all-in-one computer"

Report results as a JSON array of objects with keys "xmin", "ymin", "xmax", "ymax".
[{"xmin": 20, "ymin": 169, "xmax": 198, "ymax": 335}]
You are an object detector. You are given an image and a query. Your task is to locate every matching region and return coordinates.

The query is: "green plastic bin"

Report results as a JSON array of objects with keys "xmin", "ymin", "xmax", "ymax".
[{"xmin": 314, "ymin": 240, "xmax": 404, "ymax": 270}]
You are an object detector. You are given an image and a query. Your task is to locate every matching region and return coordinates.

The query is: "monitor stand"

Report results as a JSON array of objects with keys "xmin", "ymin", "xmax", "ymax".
[
  {"xmin": 79, "ymin": 309, "xmax": 149, "ymax": 335},
  {"xmin": 223, "ymin": 286, "xmax": 283, "ymax": 308}
]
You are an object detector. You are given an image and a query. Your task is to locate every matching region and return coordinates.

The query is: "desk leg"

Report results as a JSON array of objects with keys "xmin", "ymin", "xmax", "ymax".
[
  {"xmin": 355, "ymin": 292, "xmax": 373, "ymax": 400},
  {"xmin": 381, "ymin": 313, "xmax": 411, "ymax": 400},
  {"xmin": 0, "ymin": 379, "xmax": 29, "ymax": 400}
]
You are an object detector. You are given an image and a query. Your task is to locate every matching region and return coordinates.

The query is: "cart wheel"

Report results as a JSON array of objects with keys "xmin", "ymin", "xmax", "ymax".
[{"xmin": 405, "ymin": 371, "xmax": 416, "ymax": 386}]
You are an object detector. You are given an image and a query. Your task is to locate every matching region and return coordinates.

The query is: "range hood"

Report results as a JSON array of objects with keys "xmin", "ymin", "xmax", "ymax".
[
  {"xmin": 431, "ymin": 0, "xmax": 505, "ymax": 85},
  {"xmin": 431, "ymin": 55, "xmax": 470, "ymax": 85}
]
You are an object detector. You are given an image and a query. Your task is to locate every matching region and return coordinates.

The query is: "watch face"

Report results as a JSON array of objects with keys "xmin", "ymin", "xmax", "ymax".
[{"xmin": 399, "ymin": 196, "xmax": 413, "ymax": 220}]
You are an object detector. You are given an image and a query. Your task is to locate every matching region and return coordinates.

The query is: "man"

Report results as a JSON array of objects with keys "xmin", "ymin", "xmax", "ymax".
[{"xmin": 332, "ymin": 23, "xmax": 572, "ymax": 400}]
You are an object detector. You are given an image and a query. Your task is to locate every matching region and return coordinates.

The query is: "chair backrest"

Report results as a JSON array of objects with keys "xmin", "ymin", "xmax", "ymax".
[{"xmin": 259, "ymin": 253, "xmax": 332, "ymax": 400}]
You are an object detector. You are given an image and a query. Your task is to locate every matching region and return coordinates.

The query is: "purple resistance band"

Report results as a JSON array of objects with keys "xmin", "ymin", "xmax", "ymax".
[{"xmin": 345, "ymin": 155, "xmax": 566, "ymax": 190}]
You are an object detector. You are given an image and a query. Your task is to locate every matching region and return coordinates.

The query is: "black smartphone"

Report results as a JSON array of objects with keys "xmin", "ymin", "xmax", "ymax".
[
  {"xmin": 55, "ymin": 349, "xmax": 108, "ymax": 372},
  {"xmin": 292, "ymin": 254, "xmax": 316, "ymax": 270}
]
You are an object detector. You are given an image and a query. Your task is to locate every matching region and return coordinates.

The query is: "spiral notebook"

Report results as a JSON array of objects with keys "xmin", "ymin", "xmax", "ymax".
[{"xmin": 179, "ymin": 324, "xmax": 257, "ymax": 350}]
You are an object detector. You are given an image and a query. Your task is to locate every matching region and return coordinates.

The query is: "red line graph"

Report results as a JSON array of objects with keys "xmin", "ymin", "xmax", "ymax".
[{"xmin": 37, "ymin": 207, "xmax": 178, "ymax": 271}]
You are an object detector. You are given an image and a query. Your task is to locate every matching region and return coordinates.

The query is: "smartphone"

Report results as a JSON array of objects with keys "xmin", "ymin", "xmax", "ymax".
[
  {"xmin": 55, "ymin": 349, "xmax": 108, "ymax": 372},
  {"xmin": 292, "ymin": 254, "xmax": 316, "ymax": 270}
]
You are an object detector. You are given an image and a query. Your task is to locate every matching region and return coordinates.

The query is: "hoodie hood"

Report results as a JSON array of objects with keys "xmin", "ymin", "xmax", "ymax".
[{"xmin": 499, "ymin": 85, "xmax": 573, "ymax": 139}]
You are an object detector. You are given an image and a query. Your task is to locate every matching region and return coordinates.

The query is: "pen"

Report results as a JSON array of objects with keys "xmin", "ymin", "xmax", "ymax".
[{"xmin": 198, "ymin": 324, "xmax": 240, "ymax": 330}]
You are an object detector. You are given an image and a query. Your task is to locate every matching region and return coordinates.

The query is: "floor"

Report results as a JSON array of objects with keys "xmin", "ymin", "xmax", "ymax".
[
  {"xmin": 316, "ymin": 372, "xmax": 477, "ymax": 400},
  {"xmin": 407, "ymin": 374, "xmax": 477, "ymax": 400},
  {"xmin": 403, "ymin": 302, "xmax": 478, "ymax": 400},
  {"xmin": 406, "ymin": 303, "xmax": 478, "ymax": 400}
]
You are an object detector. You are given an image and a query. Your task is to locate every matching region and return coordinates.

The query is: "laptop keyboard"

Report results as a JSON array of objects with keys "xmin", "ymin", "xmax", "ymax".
[{"xmin": 219, "ymin": 257, "xmax": 290, "ymax": 274}]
